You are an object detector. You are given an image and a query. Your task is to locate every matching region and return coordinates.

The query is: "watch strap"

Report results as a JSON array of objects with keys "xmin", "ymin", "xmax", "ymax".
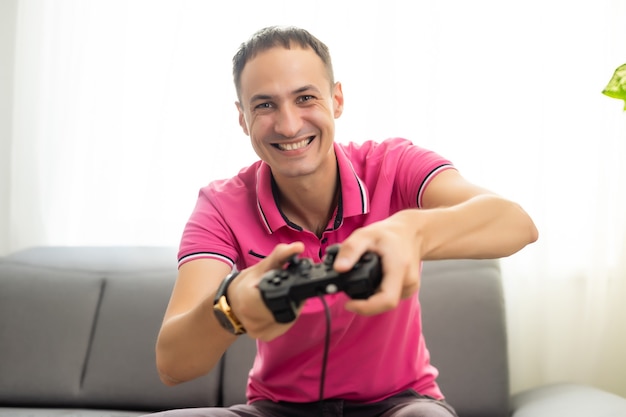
[{"xmin": 213, "ymin": 271, "xmax": 246, "ymax": 335}]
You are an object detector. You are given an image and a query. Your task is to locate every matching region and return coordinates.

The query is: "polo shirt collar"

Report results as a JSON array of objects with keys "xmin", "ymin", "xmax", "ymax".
[{"xmin": 256, "ymin": 142, "xmax": 370, "ymax": 234}]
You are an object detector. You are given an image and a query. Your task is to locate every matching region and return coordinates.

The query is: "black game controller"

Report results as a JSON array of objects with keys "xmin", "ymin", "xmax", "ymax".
[{"xmin": 258, "ymin": 245, "xmax": 383, "ymax": 323}]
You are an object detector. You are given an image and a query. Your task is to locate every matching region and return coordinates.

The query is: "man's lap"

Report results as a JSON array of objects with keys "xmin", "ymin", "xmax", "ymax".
[{"xmin": 142, "ymin": 390, "xmax": 458, "ymax": 417}]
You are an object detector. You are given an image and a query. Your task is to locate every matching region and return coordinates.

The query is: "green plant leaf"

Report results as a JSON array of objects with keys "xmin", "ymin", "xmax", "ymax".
[{"xmin": 602, "ymin": 63, "xmax": 626, "ymax": 110}]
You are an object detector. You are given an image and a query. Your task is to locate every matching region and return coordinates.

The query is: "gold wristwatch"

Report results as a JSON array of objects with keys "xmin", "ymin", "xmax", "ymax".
[{"xmin": 213, "ymin": 271, "xmax": 246, "ymax": 335}]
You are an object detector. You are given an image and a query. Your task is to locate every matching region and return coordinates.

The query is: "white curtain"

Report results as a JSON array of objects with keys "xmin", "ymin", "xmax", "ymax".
[{"xmin": 3, "ymin": 0, "xmax": 626, "ymax": 399}]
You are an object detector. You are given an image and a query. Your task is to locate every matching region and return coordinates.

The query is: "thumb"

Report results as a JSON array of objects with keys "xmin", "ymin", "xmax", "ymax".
[{"xmin": 261, "ymin": 242, "xmax": 305, "ymax": 271}]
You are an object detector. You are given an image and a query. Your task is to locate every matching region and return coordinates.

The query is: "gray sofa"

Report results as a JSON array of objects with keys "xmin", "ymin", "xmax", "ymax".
[{"xmin": 1, "ymin": 247, "xmax": 625, "ymax": 417}]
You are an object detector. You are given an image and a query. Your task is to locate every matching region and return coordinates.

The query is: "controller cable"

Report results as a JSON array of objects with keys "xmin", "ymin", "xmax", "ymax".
[{"xmin": 318, "ymin": 293, "xmax": 332, "ymax": 405}]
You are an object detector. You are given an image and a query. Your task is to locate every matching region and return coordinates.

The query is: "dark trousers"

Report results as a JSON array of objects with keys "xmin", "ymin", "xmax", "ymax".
[{"xmin": 143, "ymin": 390, "xmax": 458, "ymax": 417}]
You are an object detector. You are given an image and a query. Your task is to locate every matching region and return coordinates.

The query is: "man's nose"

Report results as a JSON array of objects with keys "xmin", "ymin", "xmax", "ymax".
[{"xmin": 274, "ymin": 104, "xmax": 302, "ymax": 138}]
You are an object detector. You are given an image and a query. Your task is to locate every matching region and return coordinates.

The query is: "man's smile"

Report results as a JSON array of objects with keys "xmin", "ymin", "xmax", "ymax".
[{"xmin": 271, "ymin": 136, "xmax": 314, "ymax": 151}]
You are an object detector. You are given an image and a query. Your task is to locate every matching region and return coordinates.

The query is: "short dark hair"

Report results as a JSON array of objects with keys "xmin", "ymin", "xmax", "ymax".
[{"xmin": 232, "ymin": 26, "xmax": 335, "ymax": 101}]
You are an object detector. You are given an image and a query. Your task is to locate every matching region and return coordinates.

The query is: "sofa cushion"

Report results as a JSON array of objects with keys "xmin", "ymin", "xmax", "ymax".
[
  {"xmin": 79, "ymin": 268, "xmax": 218, "ymax": 411},
  {"xmin": 221, "ymin": 336, "xmax": 256, "ymax": 406},
  {"xmin": 0, "ymin": 262, "xmax": 103, "ymax": 405},
  {"xmin": 0, "ymin": 247, "xmax": 221, "ymax": 412},
  {"xmin": 0, "ymin": 407, "xmax": 145, "ymax": 417},
  {"xmin": 511, "ymin": 382, "xmax": 626, "ymax": 417},
  {"xmin": 420, "ymin": 259, "xmax": 508, "ymax": 417}
]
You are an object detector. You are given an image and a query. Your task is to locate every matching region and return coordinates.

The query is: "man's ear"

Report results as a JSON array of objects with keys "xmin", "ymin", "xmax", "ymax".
[
  {"xmin": 332, "ymin": 82, "xmax": 344, "ymax": 119},
  {"xmin": 236, "ymin": 102, "xmax": 250, "ymax": 136}
]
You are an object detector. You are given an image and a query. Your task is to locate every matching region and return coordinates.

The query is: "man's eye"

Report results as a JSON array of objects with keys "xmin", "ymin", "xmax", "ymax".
[
  {"xmin": 255, "ymin": 102, "xmax": 273, "ymax": 110},
  {"xmin": 297, "ymin": 95, "xmax": 315, "ymax": 103}
]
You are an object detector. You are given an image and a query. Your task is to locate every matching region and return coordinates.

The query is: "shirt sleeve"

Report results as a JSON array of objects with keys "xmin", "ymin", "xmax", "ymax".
[
  {"xmin": 378, "ymin": 138, "xmax": 456, "ymax": 209},
  {"xmin": 177, "ymin": 184, "xmax": 238, "ymax": 269}
]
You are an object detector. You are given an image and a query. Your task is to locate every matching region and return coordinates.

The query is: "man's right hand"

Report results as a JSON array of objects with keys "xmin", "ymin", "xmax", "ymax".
[{"xmin": 228, "ymin": 241, "xmax": 305, "ymax": 341}]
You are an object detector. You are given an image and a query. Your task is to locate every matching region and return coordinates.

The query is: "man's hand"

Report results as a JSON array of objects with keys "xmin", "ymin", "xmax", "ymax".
[
  {"xmin": 228, "ymin": 241, "xmax": 305, "ymax": 341},
  {"xmin": 334, "ymin": 210, "xmax": 423, "ymax": 316}
]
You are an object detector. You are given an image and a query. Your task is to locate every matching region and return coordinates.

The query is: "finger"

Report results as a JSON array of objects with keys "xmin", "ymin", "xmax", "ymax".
[
  {"xmin": 344, "ymin": 287, "xmax": 399, "ymax": 316},
  {"xmin": 332, "ymin": 232, "xmax": 372, "ymax": 272},
  {"xmin": 262, "ymin": 242, "xmax": 305, "ymax": 271},
  {"xmin": 344, "ymin": 264, "xmax": 404, "ymax": 315},
  {"xmin": 400, "ymin": 281, "xmax": 420, "ymax": 299},
  {"xmin": 400, "ymin": 263, "xmax": 421, "ymax": 298}
]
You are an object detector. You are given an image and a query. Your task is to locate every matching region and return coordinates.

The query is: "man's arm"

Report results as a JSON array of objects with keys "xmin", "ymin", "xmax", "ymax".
[
  {"xmin": 155, "ymin": 242, "xmax": 305, "ymax": 385},
  {"xmin": 417, "ymin": 168, "xmax": 538, "ymax": 260},
  {"xmin": 335, "ymin": 169, "xmax": 538, "ymax": 315},
  {"xmin": 155, "ymin": 258, "xmax": 234, "ymax": 386}
]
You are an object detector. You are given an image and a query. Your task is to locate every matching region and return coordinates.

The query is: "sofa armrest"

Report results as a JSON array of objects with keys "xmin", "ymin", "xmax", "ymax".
[{"xmin": 511, "ymin": 382, "xmax": 626, "ymax": 417}]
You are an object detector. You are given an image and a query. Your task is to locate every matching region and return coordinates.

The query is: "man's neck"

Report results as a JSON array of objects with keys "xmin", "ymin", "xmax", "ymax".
[{"xmin": 273, "ymin": 163, "xmax": 339, "ymax": 238}]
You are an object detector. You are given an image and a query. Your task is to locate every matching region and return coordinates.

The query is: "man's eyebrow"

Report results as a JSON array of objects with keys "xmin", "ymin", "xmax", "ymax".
[
  {"xmin": 248, "ymin": 85, "xmax": 322, "ymax": 104},
  {"xmin": 293, "ymin": 84, "xmax": 322, "ymax": 95},
  {"xmin": 249, "ymin": 93, "xmax": 273, "ymax": 104}
]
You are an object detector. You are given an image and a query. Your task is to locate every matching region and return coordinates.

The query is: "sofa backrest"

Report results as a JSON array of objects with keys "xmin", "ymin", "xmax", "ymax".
[
  {"xmin": 0, "ymin": 246, "xmax": 219, "ymax": 412},
  {"xmin": 0, "ymin": 248, "xmax": 509, "ymax": 417}
]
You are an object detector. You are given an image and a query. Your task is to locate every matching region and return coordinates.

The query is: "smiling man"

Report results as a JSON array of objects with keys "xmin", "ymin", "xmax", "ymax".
[{"xmin": 147, "ymin": 26, "xmax": 538, "ymax": 417}]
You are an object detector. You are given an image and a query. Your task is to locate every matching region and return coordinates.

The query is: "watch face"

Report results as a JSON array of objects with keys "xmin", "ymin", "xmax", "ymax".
[
  {"xmin": 213, "ymin": 296, "xmax": 245, "ymax": 335},
  {"xmin": 213, "ymin": 272, "xmax": 245, "ymax": 335},
  {"xmin": 213, "ymin": 305, "xmax": 235, "ymax": 333}
]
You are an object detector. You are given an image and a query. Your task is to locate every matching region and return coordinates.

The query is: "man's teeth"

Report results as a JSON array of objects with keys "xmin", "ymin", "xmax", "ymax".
[{"xmin": 276, "ymin": 138, "xmax": 312, "ymax": 151}]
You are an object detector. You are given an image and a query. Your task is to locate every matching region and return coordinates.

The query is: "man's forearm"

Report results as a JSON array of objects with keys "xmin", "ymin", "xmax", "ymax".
[
  {"xmin": 416, "ymin": 194, "xmax": 538, "ymax": 260},
  {"xmin": 156, "ymin": 298, "xmax": 237, "ymax": 386}
]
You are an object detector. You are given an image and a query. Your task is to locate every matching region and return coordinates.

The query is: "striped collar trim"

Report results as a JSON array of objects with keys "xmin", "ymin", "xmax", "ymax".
[{"xmin": 255, "ymin": 143, "xmax": 370, "ymax": 234}]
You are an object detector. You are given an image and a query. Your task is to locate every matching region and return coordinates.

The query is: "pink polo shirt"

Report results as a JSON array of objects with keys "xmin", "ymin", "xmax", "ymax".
[{"xmin": 179, "ymin": 137, "xmax": 455, "ymax": 404}]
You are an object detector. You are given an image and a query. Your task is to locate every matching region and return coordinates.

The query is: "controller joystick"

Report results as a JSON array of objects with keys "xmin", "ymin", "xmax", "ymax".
[{"xmin": 258, "ymin": 245, "xmax": 382, "ymax": 323}]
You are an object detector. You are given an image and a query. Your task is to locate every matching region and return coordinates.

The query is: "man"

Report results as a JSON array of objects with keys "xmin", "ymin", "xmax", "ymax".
[{"xmin": 149, "ymin": 26, "xmax": 538, "ymax": 417}]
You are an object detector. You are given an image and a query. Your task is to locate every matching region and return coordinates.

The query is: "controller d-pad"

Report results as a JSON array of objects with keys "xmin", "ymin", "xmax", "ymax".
[{"xmin": 268, "ymin": 270, "xmax": 289, "ymax": 286}]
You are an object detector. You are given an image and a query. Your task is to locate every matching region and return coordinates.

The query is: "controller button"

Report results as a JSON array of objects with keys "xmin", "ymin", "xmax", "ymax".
[{"xmin": 325, "ymin": 283, "xmax": 338, "ymax": 294}]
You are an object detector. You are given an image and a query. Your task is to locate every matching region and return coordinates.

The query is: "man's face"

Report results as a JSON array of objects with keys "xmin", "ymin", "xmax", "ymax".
[{"xmin": 236, "ymin": 46, "xmax": 343, "ymax": 181}]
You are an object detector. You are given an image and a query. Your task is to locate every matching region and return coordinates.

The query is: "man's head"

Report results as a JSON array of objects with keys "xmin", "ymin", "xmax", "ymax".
[
  {"xmin": 233, "ymin": 26, "xmax": 344, "ymax": 181},
  {"xmin": 233, "ymin": 26, "xmax": 335, "ymax": 102}
]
